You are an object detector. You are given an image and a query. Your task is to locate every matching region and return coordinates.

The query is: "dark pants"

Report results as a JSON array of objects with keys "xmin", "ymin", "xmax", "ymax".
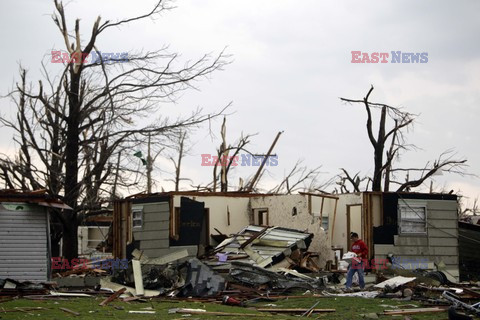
[{"xmin": 346, "ymin": 260, "xmax": 365, "ymax": 289}]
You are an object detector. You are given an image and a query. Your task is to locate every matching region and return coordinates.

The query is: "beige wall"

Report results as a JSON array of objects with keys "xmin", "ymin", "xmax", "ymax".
[
  {"xmin": 331, "ymin": 193, "xmax": 363, "ymax": 252},
  {"xmin": 174, "ymin": 194, "xmax": 338, "ymax": 267},
  {"xmin": 172, "ymin": 195, "xmax": 250, "ymax": 241},
  {"xmin": 250, "ymin": 194, "xmax": 335, "ymax": 267}
]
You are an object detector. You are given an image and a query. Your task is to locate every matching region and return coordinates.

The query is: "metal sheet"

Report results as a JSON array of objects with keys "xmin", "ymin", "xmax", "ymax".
[{"xmin": 0, "ymin": 207, "xmax": 48, "ymax": 282}]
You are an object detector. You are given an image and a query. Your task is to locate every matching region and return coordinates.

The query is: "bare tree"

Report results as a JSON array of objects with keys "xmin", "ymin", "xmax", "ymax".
[
  {"xmin": 268, "ymin": 160, "xmax": 326, "ymax": 194},
  {"xmin": 0, "ymin": 0, "xmax": 228, "ymax": 259},
  {"xmin": 340, "ymin": 86, "xmax": 467, "ymax": 193},
  {"xmin": 459, "ymin": 196, "xmax": 479, "ymax": 221},
  {"xmin": 210, "ymin": 117, "xmax": 255, "ymax": 192},
  {"xmin": 166, "ymin": 131, "xmax": 191, "ymax": 191},
  {"xmin": 335, "ymin": 169, "xmax": 370, "ymax": 193}
]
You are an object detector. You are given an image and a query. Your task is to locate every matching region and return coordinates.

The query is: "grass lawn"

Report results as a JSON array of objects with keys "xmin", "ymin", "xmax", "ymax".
[{"xmin": 0, "ymin": 296, "xmax": 451, "ymax": 320}]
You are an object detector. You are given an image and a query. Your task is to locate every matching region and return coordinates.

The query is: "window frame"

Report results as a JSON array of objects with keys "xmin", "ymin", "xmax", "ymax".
[
  {"xmin": 398, "ymin": 200, "xmax": 427, "ymax": 235},
  {"xmin": 132, "ymin": 206, "xmax": 144, "ymax": 229},
  {"xmin": 169, "ymin": 207, "xmax": 181, "ymax": 239},
  {"xmin": 252, "ymin": 208, "xmax": 269, "ymax": 226}
]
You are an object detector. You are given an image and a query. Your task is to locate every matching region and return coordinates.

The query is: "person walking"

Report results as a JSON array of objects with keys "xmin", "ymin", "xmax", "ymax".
[{"xmin": 345, "ymin": 232, "xmax": 368, "ymax": 290}]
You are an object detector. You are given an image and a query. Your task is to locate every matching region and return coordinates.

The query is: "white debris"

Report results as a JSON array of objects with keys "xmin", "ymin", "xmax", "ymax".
[{"xmin": 374, "ymin": 276, "xmax": 416, "ymax": 289}]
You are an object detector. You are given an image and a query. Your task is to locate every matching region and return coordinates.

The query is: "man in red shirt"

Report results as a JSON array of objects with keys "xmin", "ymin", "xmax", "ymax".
[{"xmin": 345, "ymin": 232, "xmax": 368, "ymax": 290}]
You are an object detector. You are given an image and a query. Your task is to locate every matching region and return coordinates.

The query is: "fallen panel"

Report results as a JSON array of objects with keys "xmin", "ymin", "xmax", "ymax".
[
  {"xmin": 214, "ymin": 225, "xmax": 313, "ymax": 268},
  {"xmin": 100, "ymin": 278, "xmax": 160, "ymax": 297},
  {"xmin": 178, "ymin": 258, "xmax": 225, "ymax": 297},
  {"xmin": 374, "ymin": 276, "xmax": 416, "ymax": 289},
  {"xmin": 132, "ymin": 260, "xmax": 144, "ymax": 296}
]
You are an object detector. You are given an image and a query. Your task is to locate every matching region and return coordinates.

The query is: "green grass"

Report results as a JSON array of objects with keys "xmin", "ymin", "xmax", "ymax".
[{"xmin": 0, "ymin": 296, "xmax": 451, "ymax": 320}]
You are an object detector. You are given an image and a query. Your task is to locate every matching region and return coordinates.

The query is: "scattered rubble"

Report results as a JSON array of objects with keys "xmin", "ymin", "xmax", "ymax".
[{"xmin": 2, "ymin": 223, "xmax": 480, "ymax": 318}]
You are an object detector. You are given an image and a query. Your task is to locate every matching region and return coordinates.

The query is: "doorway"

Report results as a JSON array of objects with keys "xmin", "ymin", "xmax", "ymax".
[{"xmin": 347, "ymin": 204, "xmax": 362, "ymax": 249}]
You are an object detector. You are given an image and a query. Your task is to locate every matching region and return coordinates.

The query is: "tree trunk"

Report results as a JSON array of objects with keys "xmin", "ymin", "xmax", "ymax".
[
  {"xmin": 61, "ymin": 218, "xmax": 78, "ymax": 260},
  {"xmin": 62, "ymin": 72, "xmax": 81, "ymax": 259},
  {"xmin": 372, "ymin": 106, "xmax": 387, "ymax": 192},
  {"xmin": 372, "ymin": 146, "xmax": 384, "ymax": 191}
]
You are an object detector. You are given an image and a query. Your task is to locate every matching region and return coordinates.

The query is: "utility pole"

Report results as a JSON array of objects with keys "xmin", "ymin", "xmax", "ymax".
[
  {"xmin": 147, "ymin": 134, "xmax": 152, "ymax": 194},
  {"xmin": 246, "ymin": 131, "xmax": 283, "ymax": 192}
]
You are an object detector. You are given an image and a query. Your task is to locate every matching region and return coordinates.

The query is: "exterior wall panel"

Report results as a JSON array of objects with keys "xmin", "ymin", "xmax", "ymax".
[
  {"xmin": 0, "ymin": 204, "xmax": 49, "ymax": 282},
  {"xmin": 132, "ymin": 202, "xmax": 170, "ymax": 257}
]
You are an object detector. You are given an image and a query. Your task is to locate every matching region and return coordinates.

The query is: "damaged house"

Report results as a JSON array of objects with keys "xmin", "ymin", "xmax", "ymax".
[
  {"xmin": 331, "ymin": 192, "xmax": 460, "ymax": 281},
  {"xmin": 112, "ymin": 191, "xmax": 338, "ymax": 267},
  {"xmin": 111, "ymin": 190, "xmax": 461, "ymax": 280}
]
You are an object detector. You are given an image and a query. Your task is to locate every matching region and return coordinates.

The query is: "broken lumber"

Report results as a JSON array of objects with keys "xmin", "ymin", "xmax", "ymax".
[
  {"xmin": 301, "ymin": 301, "xmax": 320, "ymax": 317},
  {"xmin": 99, "ymin": 287, "xmax": 126, "ymax": 306},
  {"xmin": 172, "ymin": 309, "xmax": 267, "ymax": 317},
  {"xmin": 59, "ymin": 307, "xmax": 80, "ymax": 316},
  {"xmin": 49, "ymin": 292, "xmax": 92, "ymax": 297},
  {"xmin": 383, "ymin": 307, "xmax": 447, "ymax": 315},
  {"xmin": 122, "ymin": 296, "xmax": 146, "ymax": 302},
  {"xmin": 257, "ymin": 308, "xmax": 336, "ymax": 313},
  {"xmin": 0, "ymin": 307, "xmax": 46, "ymax": 313},
  {"xmin": 239, "ymin": 226, "xmax": 269, "ymax": 249}
]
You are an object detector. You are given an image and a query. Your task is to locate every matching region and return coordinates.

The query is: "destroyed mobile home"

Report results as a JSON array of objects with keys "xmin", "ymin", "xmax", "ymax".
[{"xmin": 2, "ymin": 190, "xmax": 480, "ymax": 318}]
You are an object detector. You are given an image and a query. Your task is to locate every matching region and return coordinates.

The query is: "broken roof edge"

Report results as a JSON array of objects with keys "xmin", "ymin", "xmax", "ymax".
[
  {"xmin": 0, "ymin": 189, "xmax": 71, "ymax": 209},
  {"xmin": 121, "ymin": 190, "xmax": 328, "ymax": 201},
  {"xmin": 335, "ymin": 191, "xmax": 457, "ymax": 200},
  {"xmin": 129, "ymin": 191, "xmax": 281, "ymax": 198}
]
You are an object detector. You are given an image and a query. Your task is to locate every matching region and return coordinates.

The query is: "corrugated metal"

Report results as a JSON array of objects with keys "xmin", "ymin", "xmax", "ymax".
[
  {"xmin": 0, "ymin": 206, "xmax": 49, "ymax": 282},
  {"xmin": 215, "ymin": 225, "xmax": 313, "ymax": 267}
]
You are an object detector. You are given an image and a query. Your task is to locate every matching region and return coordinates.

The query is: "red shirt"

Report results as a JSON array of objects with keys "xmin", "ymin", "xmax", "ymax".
[{"xmin": 351, "ymin": 239, "xmax": 368, "ymax": 259}]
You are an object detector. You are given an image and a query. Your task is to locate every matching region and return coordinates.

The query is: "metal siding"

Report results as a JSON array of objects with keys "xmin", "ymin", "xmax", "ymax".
[
  {"xmin": 0, "ymin": 207, "xmax": 48, "ymax": 282},
  {"xmin": 377, "ymin": 198, "xmax": 459, "ymax": 280},
  {"xmin": 133, "ymin": 202, "xmax": 170, "ymax": 253}
]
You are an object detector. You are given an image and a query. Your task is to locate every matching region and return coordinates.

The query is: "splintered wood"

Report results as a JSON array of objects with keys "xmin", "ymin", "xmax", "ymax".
[{"xmin": 99, "ymin": 288, "xmax": 126, "ymax": 306}]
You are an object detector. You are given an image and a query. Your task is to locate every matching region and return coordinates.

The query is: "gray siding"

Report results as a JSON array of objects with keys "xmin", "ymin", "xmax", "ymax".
[
  {"xmin": 375, "ymin": 199, "xmax": 459, "ymax": 278},
  {"xmin": 0, "ymin": 204, "xmax": 49, "ymax": 281},
  {"xmin": 132, "ymin": 202, "xmax": 170, "ymax": 258}
]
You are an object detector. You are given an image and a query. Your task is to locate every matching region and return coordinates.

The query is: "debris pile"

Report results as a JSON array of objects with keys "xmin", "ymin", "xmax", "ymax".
[
  {"xmin": 2, "ymin": 224, "xmax": 480, "ymax": 319},
  {"xmin": 210, "ymin": 225, "xmax": 315, "ymax": 268}
]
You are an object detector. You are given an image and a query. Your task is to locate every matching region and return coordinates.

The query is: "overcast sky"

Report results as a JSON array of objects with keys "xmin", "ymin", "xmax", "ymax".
[{"xmin": 0, "ymin": 0, "xmax": 479, "ymax": 207}]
